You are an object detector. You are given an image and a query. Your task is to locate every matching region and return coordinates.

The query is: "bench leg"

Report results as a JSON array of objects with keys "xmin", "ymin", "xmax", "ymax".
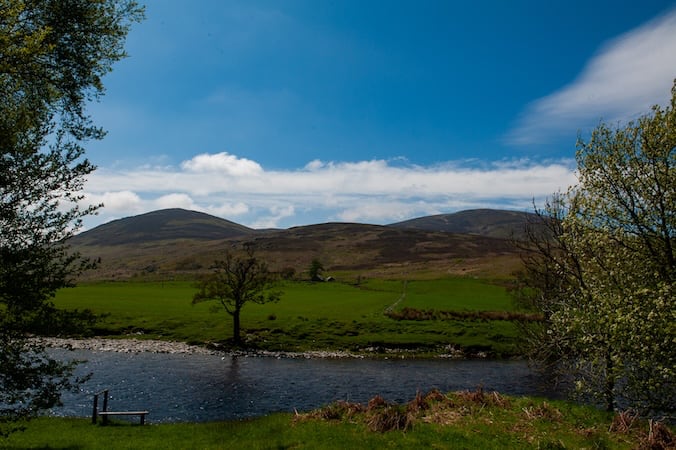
[
  {"xmin": 140, "ymin": 414, "xmax": 145, "ymax": 425},
  {"xmin": 92, "ymin": 394, "xmax": 98, "ymax": 425}
]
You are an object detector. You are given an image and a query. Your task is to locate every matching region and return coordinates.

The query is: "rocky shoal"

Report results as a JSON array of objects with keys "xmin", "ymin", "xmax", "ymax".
[{"xmin": 37, "ymin": 337, "xmax": 368, "ymax": 359}]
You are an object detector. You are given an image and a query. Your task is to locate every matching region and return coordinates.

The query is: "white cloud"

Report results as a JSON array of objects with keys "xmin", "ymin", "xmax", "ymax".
[
  {"xmin": 304, "ymin": 159, "xmax": 325, "ymax": 171},
  {"xmin": 81, "ymin": 152, "xmax": 576, "ymax": 230},
  {"xmin": 180, "ymin": 152, "xmax": 263, "ymax": 176},
  {"xmin": 209, "ymin": 202, "xmax": 250, "ymax": 217},
  {"xmin": 507, "ymin": 7, "xmax": 676, "ymax": 145},
  {"xmin": 336, "ymin": 200, "xmax": 437, "ymax": 224},
  {"xmin": 154, "ymin": 193, "xmax": 196, "ymax": 210},
  {"xmin": 251, "ymin": 205, "xmax": 296, "ymax": 229},
  {"xmin": 85, "ymin": 190, "xmax": 143, "ymax": 212}
]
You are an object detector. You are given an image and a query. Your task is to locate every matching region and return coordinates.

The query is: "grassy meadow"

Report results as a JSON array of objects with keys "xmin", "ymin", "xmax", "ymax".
[
  {"xmin": 52, "ymin": 276, "xmax": 523, "ymax": 356},
  {"xmin": 5, "ymin": 393, "xmax": 663, "ymax": 449}
]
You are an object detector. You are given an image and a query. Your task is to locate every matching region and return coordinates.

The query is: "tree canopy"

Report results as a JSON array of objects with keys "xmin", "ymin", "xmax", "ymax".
[
  {"xmin": 0, "ymin": 0, "xmax": 143, "ymax": 436},
  {"xmin": 516, "ymin": 82, "xmax": 675, "ymax": 417},
  {"xmin": 193, "ymin": 245, "xmax": 280, "ymax": 346}
]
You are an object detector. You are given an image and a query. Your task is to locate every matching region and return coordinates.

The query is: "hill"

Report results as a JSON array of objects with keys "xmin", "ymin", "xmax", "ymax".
[
  {"xmin": 389, "ymin": 208, "xmax": 535, "ymax": 240},
  {"xmin": 70, "ymin": 208, "xmax": 254, "ymax": 246},
  {"xmin": 68, "ymin": 209, "xmax": 526, "ymax": 281}
]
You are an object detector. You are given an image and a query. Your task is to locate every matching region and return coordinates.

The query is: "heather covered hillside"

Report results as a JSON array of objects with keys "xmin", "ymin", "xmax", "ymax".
[{"xmin": 68, "ymin": 209, "xmax": 528, "ymax": 281}]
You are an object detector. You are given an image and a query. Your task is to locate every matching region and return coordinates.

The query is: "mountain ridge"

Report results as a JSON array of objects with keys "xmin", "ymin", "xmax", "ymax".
[
  {"xmin": 68, "ymin": 208, "xmax": 532, "ymax": 280},
  {"xmin": 74, "ymin": 207, "xmax": 535, "ymax": 245},
  {"xmin": 389, "ymin": 208, "xmax": 534, "ymax": 240}
]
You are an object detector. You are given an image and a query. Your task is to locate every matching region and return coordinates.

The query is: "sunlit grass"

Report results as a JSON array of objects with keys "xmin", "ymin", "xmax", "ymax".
[
  {"xmin": 52, "ymin": 277, "xmax": 524, "ymax": 355},
  {"xmin": 4, "ymin": 393, "xmax": 662, "ymax": 449}
]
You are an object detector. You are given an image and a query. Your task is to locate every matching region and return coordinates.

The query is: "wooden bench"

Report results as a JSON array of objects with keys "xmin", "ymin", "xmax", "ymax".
[
  {"xmin": 92, "ymin": 389, "xmax": 149, "ymax": 425},
  {"xmin": 98, "ymin": 410, "xmax": 149, "ymax": 425}
]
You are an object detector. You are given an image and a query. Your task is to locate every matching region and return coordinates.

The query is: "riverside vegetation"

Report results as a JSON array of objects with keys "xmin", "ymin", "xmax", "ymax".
[
  {"xmin": 5, "ymin": 389, "xmax": 673, "ymax": 449},
  {"xmin": 44, "ymin": 275, "xmax": 674, "ymax": 448}
]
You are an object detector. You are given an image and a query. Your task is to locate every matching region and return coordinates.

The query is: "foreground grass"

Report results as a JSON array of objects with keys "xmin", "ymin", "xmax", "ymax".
[
  {"xmin": 52, "ymin": 277, "xmax": 524, "ymax": 356},
  {"xmin": 6, "ymin": 392, "xmax": 668, "ymax": 449}
]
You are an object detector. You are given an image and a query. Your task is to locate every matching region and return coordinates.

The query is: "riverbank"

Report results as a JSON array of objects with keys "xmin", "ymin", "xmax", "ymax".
[
  {"xmin": 6, "ymin": 394, "xmax": 670, "ymax": 449},
  {"xmin": 37, "ymin": 337, "xmax": 475, "ymax": 359},
  {"xmin": 37, "ymin": 337, "xmax": 377, "ymax": 359}
]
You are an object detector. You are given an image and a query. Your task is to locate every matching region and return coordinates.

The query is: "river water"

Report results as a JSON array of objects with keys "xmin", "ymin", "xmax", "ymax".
[{"xmin": 50, "ymin": 349, "xmax": 561, "ymax": 423}]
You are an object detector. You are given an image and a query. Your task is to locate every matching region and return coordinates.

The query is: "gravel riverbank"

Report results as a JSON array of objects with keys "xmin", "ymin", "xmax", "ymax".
[{"xmin": 38, "ymin": 337, "xmax": 367, "ymax": 359}]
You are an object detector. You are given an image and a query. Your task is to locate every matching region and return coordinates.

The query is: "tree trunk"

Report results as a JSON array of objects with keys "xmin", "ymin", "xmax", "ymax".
[
  {"xmin": 604, "ymin": 349, "xmax": 615, "ymax": 412},
  {"xmin": 233, "ymin": 309, "xmax": 241, "ymax": 346}
]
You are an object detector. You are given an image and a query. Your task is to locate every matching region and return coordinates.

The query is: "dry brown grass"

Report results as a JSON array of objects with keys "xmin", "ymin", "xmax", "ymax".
[
  {"xmin": 295, "ymin": 387, "xmax": 512, "ymax": 433},
  {"xmin": 521, "ymin": 401, "xmax": 563, "ymax": 422},
  {"xmin": 609, "ymin": 410, "xmax": 639, "ymax": 434},
  {"xmin": 642, "ymin": 420, "xmax": 675, "ymax": 450},
  {"xmin": 294, "ymin": 389, "xmax": 674, "ymax": 448},
  {"xmin": 73, "ymin": 221, "xmax": 524, "ymax": 281},
  {"xmin": 608, "ymin": 411, "xmax": 676, "ymax": 450}
]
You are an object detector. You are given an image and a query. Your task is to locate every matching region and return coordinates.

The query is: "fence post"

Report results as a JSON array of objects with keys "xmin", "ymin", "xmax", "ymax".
[
  {"xmin": 102, "ymin": 390, "xmax": 109, "ymax": 425},
  {"xmin": 91, "ymin": 393, "xmax": 99, "ymax": 424}
]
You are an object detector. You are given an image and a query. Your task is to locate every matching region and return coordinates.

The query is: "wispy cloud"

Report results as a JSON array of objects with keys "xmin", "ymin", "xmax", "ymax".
[
  {"xmin": 506, "ymin": 7, "xmax": 676, "ymax": 145},
  {"xmin": 81, "ymin": 152, "xmax": 576, "ymax": 230}
]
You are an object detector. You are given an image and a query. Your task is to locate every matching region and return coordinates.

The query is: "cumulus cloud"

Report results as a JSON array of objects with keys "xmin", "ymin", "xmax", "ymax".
[
  {"xmin": 209, "ymin": 202, "xmax": 250, "ymax": 217},
  {"xmin": 251, "ymin": 205, "xmax": 296, "ymax": 229},
  {"xmin": 180, "ymin": 152, "xmax": 263, "ymax": 176},
  {"xmin": 84, "ymin": 190, "xmax": 143, "ymax": 212},
  {"xmin": 154, "ymin": 193, "xmax": 196, "ymax": 210},
  {"xmin": 81, "ymin": 152, "xmax": 576, "ymax": 230},
  {"xmin": 336, "ymin": 200, "xmax": 437, "ymax": 224},
  {"xmin": 506, "ymin": 7, "xmax": 676, "ymax": 145}
]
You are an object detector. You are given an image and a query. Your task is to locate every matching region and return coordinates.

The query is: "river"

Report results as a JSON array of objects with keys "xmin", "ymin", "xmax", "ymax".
[{"xmin": 49, "ymin": 349, "xmax": 561, "ymax": 423}]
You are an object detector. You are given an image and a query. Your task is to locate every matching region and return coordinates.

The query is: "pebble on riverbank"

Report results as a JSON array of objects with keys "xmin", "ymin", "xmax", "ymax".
[{"xmin": 37, "ymin": 337, "xmax": 369, "ymax": 359}]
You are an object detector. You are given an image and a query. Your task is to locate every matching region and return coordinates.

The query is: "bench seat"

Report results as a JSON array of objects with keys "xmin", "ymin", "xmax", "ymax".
[{"xmin": 98, "ymin": 410, "xmax": 149, "ymax": 425}]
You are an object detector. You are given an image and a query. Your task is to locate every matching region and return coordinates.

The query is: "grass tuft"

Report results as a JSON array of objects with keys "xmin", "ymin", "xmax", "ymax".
[{"xmin": 4, "ymin": 394, "xmax": 673, "ymax": 449}]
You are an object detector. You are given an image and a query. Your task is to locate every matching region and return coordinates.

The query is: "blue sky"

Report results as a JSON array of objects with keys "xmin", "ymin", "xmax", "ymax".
[{"xmin": 82, "ymin": 0, "xmax": 676, "ymax": 229}]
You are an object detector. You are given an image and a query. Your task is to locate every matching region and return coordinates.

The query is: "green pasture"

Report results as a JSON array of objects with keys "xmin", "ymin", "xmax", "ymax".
[
  {"xmin": 403, "ymin": 278, "xmax": 514, "ymax": 311},
  {"xmin": 4, "ymin": 395, "xmax": 649, "ymax": 450},
  {"xmin": 52, "ymin": 277, "xmax": 523, "ymax": 355}
]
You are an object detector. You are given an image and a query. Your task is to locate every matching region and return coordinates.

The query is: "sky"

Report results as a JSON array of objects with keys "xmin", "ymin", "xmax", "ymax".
[{"xmin": 80, "ymin": 0, "xmax": 676, "ymax": 230}]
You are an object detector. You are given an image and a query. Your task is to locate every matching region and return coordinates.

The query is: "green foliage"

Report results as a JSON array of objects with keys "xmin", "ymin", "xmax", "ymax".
[
  {"xmin": 517, "ymin": 82, "xmax": 676, "ymax": 416},
  {"xmin": 0, "ymin": 333, "xmax": 86, "ymax": 437},
  {"xmin": 0, "ymin": 0, "xmax": 143, "ymax": 435},
  {"xmin": 308, "ymin": 258, "xmax": 325, "ymax": 280},
  {"xmin": 193, "ymin": 245, "xmax": 280, "ymax": 345}
]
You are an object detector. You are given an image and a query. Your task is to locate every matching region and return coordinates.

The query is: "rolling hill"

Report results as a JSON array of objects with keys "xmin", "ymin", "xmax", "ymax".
[
  {"xmin": 68, "ymin": 208, "xmax": 528, "ymax": 281},
  {"xmin": 70, "ymin": 208, "xmax": 254, "ymax": 246},
  {"xmin": 389, "ymin": 208, "xmax": 535, "ymax": 240}
]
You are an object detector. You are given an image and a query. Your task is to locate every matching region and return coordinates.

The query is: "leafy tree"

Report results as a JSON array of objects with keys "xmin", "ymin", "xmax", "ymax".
[
  {"xmin": 0, "ymin": 0, "xmax": 143, "ymax": 436},
  {"xmin": 515, "ymin": 82, "xmax": 675, "ymax": 416},
  {"xmin": 308, "ymin": 258, "xmax": 324, "ymax": 281},
  {"xmin": 193, "ymin": 245, "xmax": 280, "ymax": 346}
]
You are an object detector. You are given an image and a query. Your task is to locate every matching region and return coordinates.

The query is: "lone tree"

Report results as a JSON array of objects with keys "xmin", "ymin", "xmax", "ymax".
[
  {"xmin": 308, "ymin": 258, "xmax": 324, "ymax": 281},
  {"xmin": 0, "ymin": 0, "xmax": 143, "ymax": 436},
  {"xmin": 193, "ymin": 245, "xmax": 280, "ymax": 346},
  {"xmin": 515, "ymin": 82, "xmax": 675, "ymax": 416}
]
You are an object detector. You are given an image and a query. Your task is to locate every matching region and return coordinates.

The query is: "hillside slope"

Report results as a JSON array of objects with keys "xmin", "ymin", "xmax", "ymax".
[
  {"xmin": 389, "ymin": 208, "xmax": 535, "ymax": 240},
  {"xmin": 68, "ymin": 209, "xmax": 526, "ymax": 281},
  {"xmin": 70, "ymin": 208, "xmax": 254, "ymax": 245}
]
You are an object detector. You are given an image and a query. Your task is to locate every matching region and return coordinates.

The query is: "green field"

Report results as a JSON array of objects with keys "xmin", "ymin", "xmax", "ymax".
[
  {"xmin": 4, "ymin": 393, "xmax": 656, "ymax": 449},
  {"xmin": 52, "ymin": 277, "xmax": 523, "ymax": 356}
]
